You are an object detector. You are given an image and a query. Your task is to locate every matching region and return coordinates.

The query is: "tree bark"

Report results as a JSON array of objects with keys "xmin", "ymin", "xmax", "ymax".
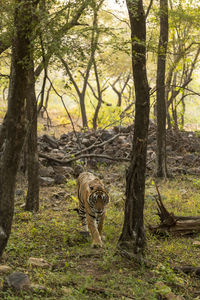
[
  {"xmin": 118, "ymin": 0, "xmax": 150, "ymax": 257},
  {"xmin": 0, "ymin": 0, "xmax": 33, "ymax": 257},
  {"xmin": 25, "ymin": 65, "xmax": 39, "ymax": 212},
  {"xmin": 92, "ymin": 60, "xmax": 103, "ymax": 130},
  {"xmin": 156, "ymin": 0, "xmax": 168, "ymax": 178}
]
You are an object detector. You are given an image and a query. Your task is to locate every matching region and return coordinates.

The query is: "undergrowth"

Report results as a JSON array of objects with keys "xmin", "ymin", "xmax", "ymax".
[{"xmin": 1, "ymin": 164, "xmax": 200, "ymax": 299}]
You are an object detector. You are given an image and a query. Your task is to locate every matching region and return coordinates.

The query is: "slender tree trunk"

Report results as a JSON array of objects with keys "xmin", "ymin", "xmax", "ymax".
[
  {"xmin": 156, "ymin": 0, "xmax": 168, "ymax": 178},
  {"xmin": 118, "ymin": 0, "xmax": 150, "ymax": 257},
  {"xmin": 25, "ymin": 65, "xmax": 39, "ymax": 212},
  {"xmin": 0, "ymin": 0, "xmax": 33, "ymax": 257},
  {"xmin": 180, "ymin": 96, "xmax": 185, "ymax": 128},
  {"xmin": 80, "ymin": 94, "xmax": 88, "ymax": 129},
  {"xmin": 93, "ymin": 60, "xmax": 102, "ymax": 130}
]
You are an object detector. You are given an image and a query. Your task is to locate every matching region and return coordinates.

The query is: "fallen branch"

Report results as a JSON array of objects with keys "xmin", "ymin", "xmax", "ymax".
[
  {"xmin": 74, "ymin": 133, "xmax": 127, "ymax": 157},
  {"xmin": 149, "ymin": 185, "xmax": 200, "ymax": 235},
  {"xmin": 39, "ymin": 152, "xmax": 130, "ymax": 165},
  {"xmin": 174, "ymin": 265, "xmax": 200, "ymax": 277}
]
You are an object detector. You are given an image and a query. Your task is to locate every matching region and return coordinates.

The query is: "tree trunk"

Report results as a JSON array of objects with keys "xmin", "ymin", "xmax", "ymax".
[
  {"xmin": 0, "ymin": 114, "xmax": 7, "ymax": 150},
  {"xmin": 0, "ymin": 0, "xmax": 33, "ymax": 257},
  {"xmin": 156, "ymin": 0, "xmax": 169, "ymax": 178},
  {"xmin": 118, "ymin": 0, "xmax": 150, "ymax": 257},
  {"xmin": 80, "ymin": 94, "xmax": 88, "ymax": 129},
  {"xmin": 92, "ymin": 60, "xmax": 102, "ymax": 130},
  {"xmin": 25, "ymin": 65, "xmax": 39, "ymax": 212}
]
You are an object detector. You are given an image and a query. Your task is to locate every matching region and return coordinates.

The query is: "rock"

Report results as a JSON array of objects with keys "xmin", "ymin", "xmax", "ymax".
[
  {"xmin": 166, "ymin": 145, "xmax": 173, "ymax": 152},
  {"xmin": 28, "ymin": 257, "xmax": 50, "ymax": 268},
  {"xmin": 62, "ymin": 286, "xmax": 73, "ymax": 295},
  {"xmin": 39, "ymin": 176, "xmax": 54, "ymax": 186},
  {"xmin": 118, "ymin": 136, "xmax": 128, "ymax": 144},
  {"xmin": 54, "ymin": 174, "xmax": 66, "ymax": 185},
  {"xmin": 81, "ymin": 138, "xmax": 91, "ymax": 147},
  {"xmin": 63, "ymin": 167, "xmax": 74, "ymax": 177},
  {"xmin": 39, "ymin": 165, "xmax": 54, "ymax": 177},
  {"xmin": 113, "ymin": 125, "xmax": 133, "ymax": 133},
  {"xmin": 187, "ymin": 168, "xmax": 200, "ymax": 175},
  {"xmin": 60, "ymin": 133, "xmax": 69, "ymax": 141},
  {"xmin": 0, "ymin": 265, "xmax": 12, "ymax": 274},
  {"xmin": 53, "ymin": 166, "xmax": 74, "ymax": 178},
  {"xmin": 15, "ymin": 189, "xmax": 24, "ymax": 196},
  {"xmin": 74, "ymin": 165, "xmax": 84, "ymax": 177},
  {"xmin": 31, "ymin": 283, "xmax": 47, "ymax": 292},
  {"xmin": 193, "ymin": 241, "xmax": 200, "ymax": 247},
  {"xmin": 100, "ymin": 130, "xmax": 115, "ymax": 141},
  {"xmin": 3, "ymin": 272, "xmax": 31, "ymax": 291},
  {"xmin": 183, "ymin": 153, "xmax": 196, "ymax": 162},
  {"xmin": 52, "ymin": 191, "xmax": 67, "ymax": 199},
  {"xmin": 42, "ymin": 134, "xmax": 58, "ymax": 149}
]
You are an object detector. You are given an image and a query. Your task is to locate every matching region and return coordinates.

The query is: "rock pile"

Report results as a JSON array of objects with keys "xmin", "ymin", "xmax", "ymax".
[{"xmin": 37, "ymin": 124, "xmax": 200, "ymax": 183}]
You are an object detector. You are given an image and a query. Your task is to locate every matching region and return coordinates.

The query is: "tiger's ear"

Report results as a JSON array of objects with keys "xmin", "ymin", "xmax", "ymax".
[{"xmin": 102, "ymin": 192, "xmax": 109, "ymax": 204}]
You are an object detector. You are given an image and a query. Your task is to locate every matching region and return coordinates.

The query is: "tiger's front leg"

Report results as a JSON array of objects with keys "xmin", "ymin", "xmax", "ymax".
[
  {"xmin": 97, "ymin": 212, "xmax": 105, "ymax": 240},
  {"xmin": 86, "ymin": 213, "xmax": 103, "ymax": 248}
]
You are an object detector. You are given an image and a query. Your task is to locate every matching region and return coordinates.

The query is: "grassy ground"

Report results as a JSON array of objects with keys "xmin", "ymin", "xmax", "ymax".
[{"xmin": 1, "ymin": 164, "xmax": 200, "ymax": 299}]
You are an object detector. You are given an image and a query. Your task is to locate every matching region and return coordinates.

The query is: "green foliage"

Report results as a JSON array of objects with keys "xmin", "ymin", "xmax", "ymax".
[{"xmin": 1, "ymin": 165, "xmax": 200, "ymax": 299}]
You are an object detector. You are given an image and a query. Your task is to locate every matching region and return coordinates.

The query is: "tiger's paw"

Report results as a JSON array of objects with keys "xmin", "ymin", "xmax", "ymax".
[
  {"xmin": 80, "ymin": 231, "xmax": 90, "ymax": 237},
  {"xmin": 92, "ymin": 241, "xmax": 103, "ymax": 248}
]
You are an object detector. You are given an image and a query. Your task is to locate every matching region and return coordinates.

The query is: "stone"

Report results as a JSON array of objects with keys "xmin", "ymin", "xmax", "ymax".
[
  {"xmin": 42, "ymin": 134, "xmax": 58, "ymax": 149},
  {"xmin": 28, "ymin": 257, "xmax": 50, "ymax": 268},
  {"xmin": 60, "ymin": 133, "xmax": 69, "ymax": 141},
  {"xmin": 0, "ymin": 265, "xmax": 12, "ymax": 274},
  {"xmin": 31, "ymin": 284, "xmax": 47, "ymax": 291},
  {"xmin": 39, "ymin": 176, "xmax": 54, "ymax": 186},
  {"xmin": 54, "ymin": 174, "xmax": 66, "ymax": 185},
  {"xmin": 62, "ymin": 286, "xmax": 73, "ymax": 295},
  {"xmin": 39, "ymin": 165, "xmax": 54, "ymax": 177},
  {"xmin": 63, "ymin": 167, "xmax": 74, "ymax": 177},
  {"xmin": 193, "ymin": 241, "xmax": 200, "ymax": 247},
  {"xmin": 3, "ymin": 272, "xmax": 31, "ymax": 291},
  {"xmin": 53, "ymin": 166, "xmax": 74, "ymax": 177},
  {"xmin": 82, "ymin": 138, "xmax": 91, "ymax": 147},
  {"xmin": 74, "ymin": 165, "xmax": 84, "ymax": 177},
  {"xmin": 100, "ymin": 130, "xmax": 115, "ymax": 141}
]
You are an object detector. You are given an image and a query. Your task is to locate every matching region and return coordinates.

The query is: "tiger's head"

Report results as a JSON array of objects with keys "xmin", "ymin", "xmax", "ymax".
[{"xmin": 88, "ymin": 182, "xmax": 109, "ymax": 215}]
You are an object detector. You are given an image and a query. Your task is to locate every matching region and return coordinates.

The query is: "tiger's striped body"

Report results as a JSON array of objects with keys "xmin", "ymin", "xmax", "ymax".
[{"xmin": 77, "ymin": 172, "xmax": 109, "ymax": 248}]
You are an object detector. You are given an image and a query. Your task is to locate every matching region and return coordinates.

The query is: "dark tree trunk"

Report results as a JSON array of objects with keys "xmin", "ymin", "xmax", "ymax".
[
  {"xmin": 0, "ymin": 114, "xmax": 7, "ymax": 150},
  {"xmin": 80, "ymin": 94, "xmax": 88, "ymax": 129},
  {"xmin": 118, "ymin": 0, "xmax": 150, "ymax": 257},
  {"xmin": 156, "ymin": 0, "xmax": 168, "ymax": 178},
  {"xmin": 92, "ymin": 60, "xmax": 102, "ymax": 130},
  {"xmin": 25, "ymin": 65, "xmax": 39, "ymax": 212},
  {"xmin": 180, "ymin": 96, "xmax": 185, "ymax": 128},
  {"xmin": 0, "ymin": 0, "xmax": 34, "ymax": 257}
]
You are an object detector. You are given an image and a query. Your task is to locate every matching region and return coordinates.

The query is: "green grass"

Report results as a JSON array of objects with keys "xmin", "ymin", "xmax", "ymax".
[{"xmin": 1, "ymin": 166, "xmax": 200, "ymax": 299}]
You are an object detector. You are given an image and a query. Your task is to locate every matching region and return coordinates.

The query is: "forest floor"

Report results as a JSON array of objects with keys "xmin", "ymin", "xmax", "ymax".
[{"xmin": 1, "ymin": 118, "xmax": 200, "ymax": 299}]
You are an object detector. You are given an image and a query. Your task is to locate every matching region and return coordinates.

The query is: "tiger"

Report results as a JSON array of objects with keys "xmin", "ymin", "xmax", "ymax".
[{"xmin": 77, "ymin": 172, "xmax": 109, "ymax": 248}]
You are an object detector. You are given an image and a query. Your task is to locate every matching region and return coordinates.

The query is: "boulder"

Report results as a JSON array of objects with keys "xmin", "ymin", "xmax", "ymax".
[
  {"xmin": 39, "ymin": 176, "xmax": 54, "ymax": 186},
  {"xmin": 3, "ymin": 272, "xmax": 31, "ymax": 291}
]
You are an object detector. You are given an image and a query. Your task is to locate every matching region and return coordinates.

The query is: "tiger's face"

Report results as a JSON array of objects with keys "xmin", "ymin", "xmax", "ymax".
[{"xmin": 89, "ymin": 187, "xmax": 109, "ymax": 215}]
